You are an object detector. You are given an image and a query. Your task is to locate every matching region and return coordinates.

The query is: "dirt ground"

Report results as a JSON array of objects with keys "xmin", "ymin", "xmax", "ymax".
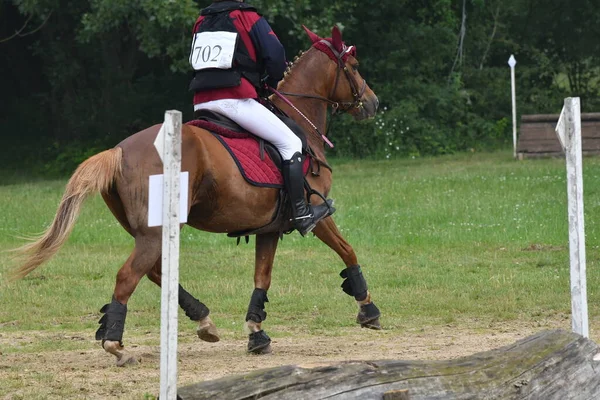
[{"xmin": 0, "ymin": 318, "xmax": 589, "ymax": 399}]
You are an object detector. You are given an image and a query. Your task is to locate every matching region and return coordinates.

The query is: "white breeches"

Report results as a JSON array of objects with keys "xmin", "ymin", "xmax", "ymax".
[{"xmin": 194, "ymin": 98, "xmax": 302, "ymax": 160}]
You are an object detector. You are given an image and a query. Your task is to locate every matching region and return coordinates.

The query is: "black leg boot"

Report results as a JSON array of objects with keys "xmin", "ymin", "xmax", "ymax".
[{"xmin": 283, "ymin": 152, "xmax": 335, "ymax": 236}]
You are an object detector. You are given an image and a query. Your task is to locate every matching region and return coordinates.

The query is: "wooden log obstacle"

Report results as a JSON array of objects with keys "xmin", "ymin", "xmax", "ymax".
[
  {"xmin": 517, "ymin": 113, "xmax": 600, "ymax": 159},
  {"xmin": 177, "ymin": 329, "xmax": 600, "ymax": 399}
]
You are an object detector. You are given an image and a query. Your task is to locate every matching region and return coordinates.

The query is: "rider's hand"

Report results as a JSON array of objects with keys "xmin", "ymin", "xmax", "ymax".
[
  {"xmin": 265, "ymin": 77, "xmax": 279, "ymax": 90},
  {"xmin": 257, "ymin": 82, "xmax": 272, "ymax": 99}
]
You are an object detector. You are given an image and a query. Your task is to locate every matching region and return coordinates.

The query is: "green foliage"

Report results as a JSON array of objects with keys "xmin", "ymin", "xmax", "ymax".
[
  {"xmin": 330, "ymin": 100, "xmax": 510, "ymax": 159},
  {"xmin": 2, "ymin": 0, "xmax": 599, "ymax": 170},
  {"xmin": 79, "ymin": 0, "xmax": 198, "ymax": 72}
]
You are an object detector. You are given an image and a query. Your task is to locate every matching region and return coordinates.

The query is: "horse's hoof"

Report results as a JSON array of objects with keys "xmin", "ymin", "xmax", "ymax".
[
  {"xmin": 103, "ymin": 340, "xmax": 138, "ymax": 367},
  {"xmin": 251, "ymin": 343, "xmax": 272, "ymax": 355},
  {"xmin": 197, "ymin": 317, "xmax": 220, "ymax": 343},
  {"xmin": 361, "ymin": 317, "xmax": 382, "ymax": 330},
  {"xmin": 116, "ymin": 354, "xmax": 138, "ymax": 367},
  {"xmin": 356, "ymin": 302, "xmax": 381, "ymax": 330},
  {"xmin": 248, "ymin": 330, "xmax": 272, "ymax": 354},
  {"xmin": 197, "ymin": 327, "xmax": 220, "ymax": 342}
]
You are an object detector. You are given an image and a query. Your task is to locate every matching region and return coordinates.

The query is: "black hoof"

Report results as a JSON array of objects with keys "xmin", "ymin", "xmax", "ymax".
[
  {"xmin": 248, "ymin": 330, "xmax": 272, "ymax": 354},
  {"xmin": 361, "ymin": 317, "xmax": 382, "ymax": 330},
  {"xmin": 357, "ymin": 302, "xmax": 382, "ymax": 330}
]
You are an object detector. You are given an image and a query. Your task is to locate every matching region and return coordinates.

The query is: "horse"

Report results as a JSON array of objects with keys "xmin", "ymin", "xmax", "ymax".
[{"xmin": 10, "ymin": 25, "xmax": 381, "ymax": 366}]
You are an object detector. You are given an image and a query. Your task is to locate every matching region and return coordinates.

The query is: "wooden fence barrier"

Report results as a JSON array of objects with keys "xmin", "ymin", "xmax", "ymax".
[{"xmin": 517, "ymin": 113, "xmax": 600, "ymax": 159}]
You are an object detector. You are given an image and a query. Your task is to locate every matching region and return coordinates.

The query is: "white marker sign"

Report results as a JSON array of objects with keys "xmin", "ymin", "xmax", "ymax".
[
  {"xmin": 154, "ymin": 125, "xmax": 166, "ymax": 164},
  {"xmin": 556, "ymin": 106, "xmax": 566, "ymax": 149},
  {"xmin": 148, "ymin": 172, "xmax": 189, "ymax": 227}
]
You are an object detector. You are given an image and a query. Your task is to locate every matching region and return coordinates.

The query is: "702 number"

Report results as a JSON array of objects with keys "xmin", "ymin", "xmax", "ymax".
[{"xmin": 193, "ymin": 45, "xmax": 222, "ymax": 63}]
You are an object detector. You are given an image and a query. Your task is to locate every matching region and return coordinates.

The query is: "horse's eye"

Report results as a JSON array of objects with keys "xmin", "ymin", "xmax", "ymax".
[{"xmin": 351, "ymin": 65, "xmax": 359, "ymax": 72}]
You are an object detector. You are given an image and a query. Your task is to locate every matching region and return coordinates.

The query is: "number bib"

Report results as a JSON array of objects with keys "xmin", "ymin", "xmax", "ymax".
[{"xmin": 189, "ymin": 31, "xmax": 238, "ymax": 71}]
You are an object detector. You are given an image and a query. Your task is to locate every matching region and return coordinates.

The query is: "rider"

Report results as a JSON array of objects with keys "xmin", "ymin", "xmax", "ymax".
[{"xmin": 189, "ymin": 0, "xmax": 334, "ymax": 236}]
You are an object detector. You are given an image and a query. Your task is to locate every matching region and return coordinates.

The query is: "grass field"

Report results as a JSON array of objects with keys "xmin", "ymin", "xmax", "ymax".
[{"xmin": 2, "ymin": 148, "xmax": 600, "ymax": 354}]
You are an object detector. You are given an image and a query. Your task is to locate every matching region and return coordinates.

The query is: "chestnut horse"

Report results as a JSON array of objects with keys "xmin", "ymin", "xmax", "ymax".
[{"xmin": 11, "ymin": 26, "xmax": 381, "ymax": 366}]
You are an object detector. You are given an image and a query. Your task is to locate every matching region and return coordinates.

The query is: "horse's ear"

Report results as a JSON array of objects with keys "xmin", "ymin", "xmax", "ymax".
[
  {"xmin": 331, "ymin": 25, "xmax": 343, "ymax": 53},
  {"xmin": 302, "ymin": 25, "xmax": 321, "ymax": 44}
]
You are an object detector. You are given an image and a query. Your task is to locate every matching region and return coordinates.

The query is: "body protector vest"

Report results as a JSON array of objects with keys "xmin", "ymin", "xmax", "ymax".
[{"xmin": 189, "ymin": 2, "xmax": 262, "ymax": 92}]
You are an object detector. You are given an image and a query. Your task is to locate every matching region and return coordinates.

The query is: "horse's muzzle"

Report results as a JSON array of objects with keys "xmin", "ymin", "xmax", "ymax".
[{"xmin": 353, "ymin": 95, "xmax": 379, "ymax": 120}]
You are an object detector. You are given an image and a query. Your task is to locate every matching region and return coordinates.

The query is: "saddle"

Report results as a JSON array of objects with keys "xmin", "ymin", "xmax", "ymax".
[
  {"xmin": 185, "ymin": 107, "xmax": 313, "ymax": 239},
  {"xmin": 188, "ymin": 109, "xmax": 309, "ymax": 188}
]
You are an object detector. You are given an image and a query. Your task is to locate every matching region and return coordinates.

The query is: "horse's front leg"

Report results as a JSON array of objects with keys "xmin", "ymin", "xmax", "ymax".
[
  {"xmin": 146, "ymin": 259, "xmax": 219, "ymax": 343},
  {"xmin": 245, "ymin": 231, "xmax": 279, "ymax": 354},
  {"xmin": 313, "ymin": 217, "xmax": 381, "ymax": 330}
]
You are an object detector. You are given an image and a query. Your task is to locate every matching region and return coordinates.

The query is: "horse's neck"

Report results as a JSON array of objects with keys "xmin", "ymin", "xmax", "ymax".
[{"xmin": 274, "ymin": 54, "xmax": 332, "ymax": 160}]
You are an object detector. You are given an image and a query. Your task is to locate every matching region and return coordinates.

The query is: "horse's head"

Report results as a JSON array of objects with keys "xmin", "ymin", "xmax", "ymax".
[{"xmin": 302, "ymin": 25, "xmax": 379, "ymax": 120}]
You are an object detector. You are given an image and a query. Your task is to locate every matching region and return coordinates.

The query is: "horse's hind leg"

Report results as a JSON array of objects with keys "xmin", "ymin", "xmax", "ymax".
[
  {"xmin": 245, "ymin": 232, "xmax": 279, "ymax": 354},
  {"xmin": 313, "ymin": 217, "xmax": 382, "ymax": 330},
  {"xmin": 96, "ymin": 235, "xmax": 160, "ymax": 366},
  {"xmin": 146, "ymin": 260, "xmax": 220, "ymax": 342}
]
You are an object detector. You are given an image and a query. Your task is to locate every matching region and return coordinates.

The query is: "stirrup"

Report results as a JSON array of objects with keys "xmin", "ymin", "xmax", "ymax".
[
  {"xmin": 295, "ymin": 220, "xmax": 317, "ymax": 237},
  {"xmin": 292, "ymin": 200, "xmax": 335, "ymax": 236},
  {"xmin": 292, "ymin": 215, "xmax": 318, "ymax": 236}
]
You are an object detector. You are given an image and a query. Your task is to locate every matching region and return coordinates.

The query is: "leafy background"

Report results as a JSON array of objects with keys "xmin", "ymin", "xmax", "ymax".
[{"xmin": 2, "ymin": 0, "xmax": 598, "ymax": 174}]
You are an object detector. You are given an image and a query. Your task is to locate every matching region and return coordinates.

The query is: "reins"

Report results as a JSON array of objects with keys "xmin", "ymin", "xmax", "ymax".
[{"xmin": 268, "ymin": 86, "xmax": 334, "ymax": 149}]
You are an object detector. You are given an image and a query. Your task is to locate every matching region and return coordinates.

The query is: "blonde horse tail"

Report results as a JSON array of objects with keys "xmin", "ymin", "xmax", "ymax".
[{"xmin": 9, "ymin": 147, "xmax": 123, "ymax": 281}]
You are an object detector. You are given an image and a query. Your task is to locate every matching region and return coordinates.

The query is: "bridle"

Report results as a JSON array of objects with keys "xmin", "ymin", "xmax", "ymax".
[
  {"xmin": 320, "ymin": 40, "xmax": 367, "ymax": 114},
  {"xmin": 278, "ymin": 40, "xmax": 367, "ymax": 115}
]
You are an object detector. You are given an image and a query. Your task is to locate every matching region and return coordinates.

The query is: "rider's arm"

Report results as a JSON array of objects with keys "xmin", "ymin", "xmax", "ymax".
[{"xmin": 248, "ymin": 17, "xmax": 287, "ymax": 88}]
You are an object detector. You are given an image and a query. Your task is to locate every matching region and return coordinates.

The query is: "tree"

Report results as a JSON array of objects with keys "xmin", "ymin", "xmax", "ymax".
[{"xmin": 2, "ymin": 0, "xmax": 600, "ymax": 172}]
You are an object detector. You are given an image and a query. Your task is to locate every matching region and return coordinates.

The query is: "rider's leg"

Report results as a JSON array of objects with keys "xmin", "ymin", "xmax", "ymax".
[
  {"xmin": 282, "ymin": 151, "xmax": 334, "ymax": 235},
  {"xmin": 195, "ymin": 98, "xmax": 300, "ymax": 159},
  {"xmin": 195, "ymin": 98, "xmax": 334, "ymax": 235}
]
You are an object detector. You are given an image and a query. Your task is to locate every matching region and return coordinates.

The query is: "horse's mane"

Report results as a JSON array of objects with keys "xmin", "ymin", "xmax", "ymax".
[
  {"xmin": 280, "ymin": 30, "xmax": 356, "ymax": 88},
  {"xmin": 274, "ymin": 47, "xmax": 329, "ymax": 156},
  {"xmin": 280, "ymin": 49, "xmax": 309, "ymax": 86}
]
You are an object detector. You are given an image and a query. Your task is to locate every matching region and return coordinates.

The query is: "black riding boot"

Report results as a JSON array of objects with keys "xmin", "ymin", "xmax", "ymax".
[{"xmin": 283, "ymin": 152, "xmax": 335, "ymax": 236}]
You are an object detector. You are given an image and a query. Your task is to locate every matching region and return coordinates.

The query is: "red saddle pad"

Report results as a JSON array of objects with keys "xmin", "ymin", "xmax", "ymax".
[{"xmin": 187, "ymin": 119, "xmax": 284, "ymax": 187}]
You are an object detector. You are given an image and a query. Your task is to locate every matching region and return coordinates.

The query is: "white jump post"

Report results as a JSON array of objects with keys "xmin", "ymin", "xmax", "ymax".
[
  {"xmin": 508, "ymin": 55, "xmax": 517, "ymax": 159},
  {"xmin": 153, "ymin": 110, "xmax": 183, "ymax": 398},
  {"xmin": 555, "ymin": 97, "xmax": 589, "ymax": 338}
]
